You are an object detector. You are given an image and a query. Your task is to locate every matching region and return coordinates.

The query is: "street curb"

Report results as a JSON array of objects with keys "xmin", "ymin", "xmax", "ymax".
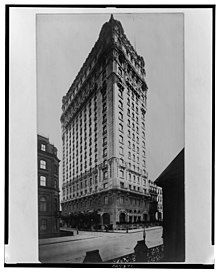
[{"xmin": 64, "ymin": 226, "xmax": 162, "ymax": 234}]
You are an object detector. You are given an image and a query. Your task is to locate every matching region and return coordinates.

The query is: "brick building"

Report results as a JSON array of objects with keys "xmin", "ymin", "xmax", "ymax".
[
  {"xmin": 60, "ymin": 15, "xmax": 157, "ymax": 228},
  {"xmin": 38, "ymin": 134, "xmax": 60, "ymax": 238}
]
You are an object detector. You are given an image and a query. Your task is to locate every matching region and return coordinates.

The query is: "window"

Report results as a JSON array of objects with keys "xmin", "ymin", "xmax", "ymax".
[
  {"xmin": 103, "ymin": 125, "xmax": 107, "ymax": 134},
  {"xmin": 132, "ymin": 124, "xmax": 136, "ymax": 132},
  {"xmin": 129, "ymin": 173, "xmax": 131, "ymax": 180},
  {"xmin": 40, "ymin": 160, "xmax": 46, "ymax": 169},
  {"xmin": 40, "ymin": 197, "xmax": 47, "ymax": 212},
  {"xmin": 119, "ymin": 146, "xmax": 124, "ymax": 155},
  {"xmin": 119, "ymin": 135, "xmax": 123, "ymax": 144},
  {"xmin": 119, "ymin": 89, "xmax": 123, "ymax": 98},
  {"xmin": 103, "ymin": 136, "xmax": 107, "ymax": 145},
  {"xmin": 41, "ymin": 144, "xmax": 46, "ymax": 151},
  {"xmin": 118, "ymin": 67, "xmax": 123, "ymax": 76},
  {"xmin": 103, "ymin": 148, "xmax": 107, "ymax": 157},
  {"xmin": 127, "ymin": 109, "xmax": 130, "ymax": 116},
  {"xmin": 40, "ymin": 176, "xmax": 46, "ymax": 187},
  {"xmin": 128, "ymin": 151, "xmax": 131, "ymax": 159},
  {"xmin": 120, "ymin": 169, "xmax": 124, "ymax": 178},
  {"xmin": 104, "ymin": 196, "xmax": 108, "ymax": 205},
  {"xmin": 119, "ymin": 100, "xmax": 123, "ymax": 109},
  {"xmin": 103, "ymin": 170, "xmax": 108, "ymax": 180},
  {"xmin": 120, "ymin": 182, "xmax": 124, "ymax": 188},
  {"xmin": 40, "ymin": 219, "xmax": 47, "ymax": 232},
  {"xmin": 127, "ymin": 98, "xmax": 130, "ymax": 106},
  {"xmin": 119, "ymin": 112, "xmax": 123, "ymax": 121},
  {"xmin": 104, "ymin": 159, "xmax": 108, "ymax": 166},
  {"xmin": 120, "ymin": 196, "xmax": 124, "ymax": 205},
  {"xmin": 119, "ymin": 123, "xmax": 123, "ymax": 132}
]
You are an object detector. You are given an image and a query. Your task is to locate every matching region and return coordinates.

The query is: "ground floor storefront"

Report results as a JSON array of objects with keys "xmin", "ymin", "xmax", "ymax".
[{"xmin": 61, "ymin": 189, "xmax": 160, "ymax": 230}]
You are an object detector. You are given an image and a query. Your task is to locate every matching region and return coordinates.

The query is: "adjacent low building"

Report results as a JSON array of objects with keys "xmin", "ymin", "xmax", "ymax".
[
  {"xmin": 38, "ymin": 134, "xmax": 61, "ymax": 238},
  {"xmin": 155, "ymin": 149, "xmax": 184, "ymax": 261}
]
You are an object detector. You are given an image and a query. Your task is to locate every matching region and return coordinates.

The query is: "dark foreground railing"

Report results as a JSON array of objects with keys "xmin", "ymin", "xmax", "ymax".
[
  {"xmin": 107, "ymin": 244, "xmax": 164, "ymax": 263},
  {"xmin": 83, "ymin": 242, "xmax": 164, "ymax": 263}
]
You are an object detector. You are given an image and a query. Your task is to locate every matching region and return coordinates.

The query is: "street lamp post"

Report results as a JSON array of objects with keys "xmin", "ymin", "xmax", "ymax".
[
  {"xmin": 126, "ymin": 212, "xmax": 128, "ymax": 233},
  {"xmin": 143, "ymin": 226, "xmax": 146, "ymax": 242}
]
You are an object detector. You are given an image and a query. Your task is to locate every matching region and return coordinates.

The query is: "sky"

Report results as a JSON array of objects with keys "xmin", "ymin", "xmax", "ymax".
[{"xmin": 37, "ymin": 12, "xmax": 184, "ymax": 186}]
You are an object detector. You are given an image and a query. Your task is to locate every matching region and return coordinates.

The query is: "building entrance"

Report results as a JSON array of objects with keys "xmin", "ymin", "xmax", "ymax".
[{"xmin": 102, "ymin": 213, "xmax": 110, "ymax": 225}]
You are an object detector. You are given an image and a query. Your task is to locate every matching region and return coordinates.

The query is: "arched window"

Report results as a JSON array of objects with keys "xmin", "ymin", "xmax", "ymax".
[{"xmin": 40, "ymin": 197, "xmax": 47, "ymax": 212}]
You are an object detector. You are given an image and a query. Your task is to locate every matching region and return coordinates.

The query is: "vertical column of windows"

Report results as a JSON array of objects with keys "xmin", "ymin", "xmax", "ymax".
[
  {"xmin": 88, "ymin": 99, "xmax": 92, "ymax": 167},
  {"xmin": 72, "ymin": 122, "xmax": 75, "ymax": 178},
  {"xmin": 102, "ymin": 87, "xmax": 107, "ymax": 158},
  {"xmin": 79, "ymin": 113, "xmax": 83, "ymax": 173},
  {"xmin": 94, "ymin": 94, "xmax": 98, "ymax": 165},
  {"xmin": 118, "ymin": 82, "xmax": 124, "ymax": 165}
]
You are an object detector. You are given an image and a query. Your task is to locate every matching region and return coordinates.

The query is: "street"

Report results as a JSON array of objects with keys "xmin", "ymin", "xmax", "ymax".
[{"xmin": 39, "ymin": 226, "xmax": 163, "ymax": 263}]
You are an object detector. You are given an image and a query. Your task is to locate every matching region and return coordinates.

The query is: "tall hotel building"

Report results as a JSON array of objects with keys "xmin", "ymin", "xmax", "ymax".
[{"xmin": 61, "ymin": 15, "xmax": 156, "ymax": 228}]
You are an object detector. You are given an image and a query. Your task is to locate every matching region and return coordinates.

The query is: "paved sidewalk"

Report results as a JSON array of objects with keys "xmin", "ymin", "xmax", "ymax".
[
  {"xmin": 39, "ymin": 226, "xmax": 162, "ymax": 246},
  {"xmin": 39, "ymin": 234, "xmax": 100, "ymax": 246}
]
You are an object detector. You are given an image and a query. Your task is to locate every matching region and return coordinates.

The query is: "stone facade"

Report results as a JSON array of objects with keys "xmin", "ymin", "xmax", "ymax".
[
  {"xmin": 38, "ymin": 135, "xmax": 60, "ymax": 238},
  {"xmin": 61, "ymin": 15, "xmax": 158, "ymax": 228}
]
